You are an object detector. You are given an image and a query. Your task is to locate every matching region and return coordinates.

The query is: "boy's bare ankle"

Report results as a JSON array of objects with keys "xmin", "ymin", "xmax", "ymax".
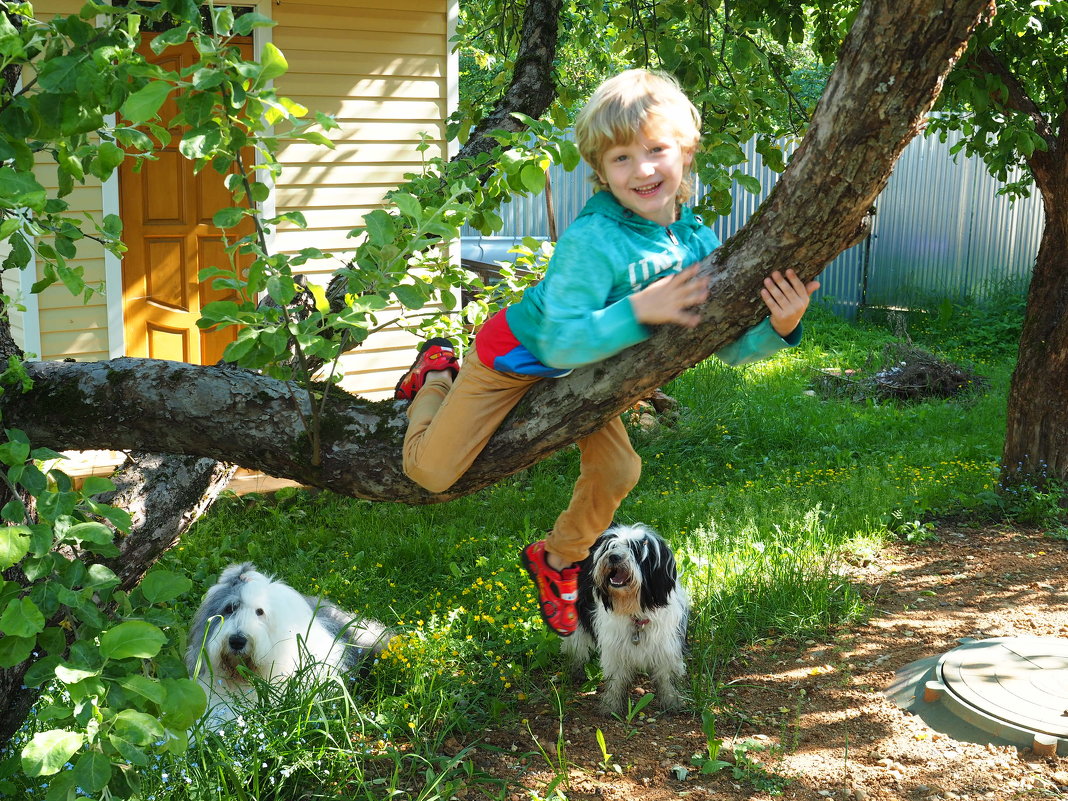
[{"xmin": 546, "ymin": 551, "xmax": 570, "ymax": 572}]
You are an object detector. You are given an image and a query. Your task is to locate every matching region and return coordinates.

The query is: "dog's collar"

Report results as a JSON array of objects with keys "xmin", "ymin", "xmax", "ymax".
[{"xmin": 631, "ymin": 615, "xmax": 651, "ymax": 644}]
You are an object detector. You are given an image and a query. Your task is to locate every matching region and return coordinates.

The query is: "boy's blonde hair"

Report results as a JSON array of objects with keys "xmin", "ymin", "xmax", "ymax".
[{"xmin": 575, "ymin": 69, "xmax": 702, "ymax": 204}]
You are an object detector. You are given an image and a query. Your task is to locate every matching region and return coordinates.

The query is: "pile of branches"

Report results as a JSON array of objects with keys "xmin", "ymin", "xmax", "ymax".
[{"xmin": 812, "ymin": 343, "xmax": 989, "ymax": 402}]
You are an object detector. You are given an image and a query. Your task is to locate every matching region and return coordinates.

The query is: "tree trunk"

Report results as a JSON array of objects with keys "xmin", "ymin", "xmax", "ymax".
[
  {"xmin": 1002, "ymin": 173, "xmax": 1068, "ymax": 488},
  {"xmin": 453, "ymin": 0, "xmax": 562, "ymax": 166}
]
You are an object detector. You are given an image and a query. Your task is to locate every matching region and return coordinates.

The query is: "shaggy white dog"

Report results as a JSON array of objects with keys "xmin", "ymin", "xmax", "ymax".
[
  {"xmin": 186, "ymin": 562, "xmax": 391, "ymax": 725},
  {"xmin": 562, "ymin": 524, "xmax": 689, "ymax": 715}
]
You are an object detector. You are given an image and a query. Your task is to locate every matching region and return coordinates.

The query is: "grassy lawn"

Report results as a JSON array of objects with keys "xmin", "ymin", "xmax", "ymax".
[{"xmin": 8, "ymin": 294, "xmax": 1032, "ymax": 801}]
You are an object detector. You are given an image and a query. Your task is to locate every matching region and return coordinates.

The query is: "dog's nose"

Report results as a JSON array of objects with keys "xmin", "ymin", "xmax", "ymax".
[
  {"xmin": 228, "ymin": 633, "xmax": 247, "ymax": 651},
  {"xmin": 608, "ymin": 553, "xmax": 622, "ymax": 565}
]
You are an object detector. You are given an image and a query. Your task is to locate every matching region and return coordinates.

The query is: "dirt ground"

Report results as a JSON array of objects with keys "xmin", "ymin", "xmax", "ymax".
[{"xmin": 459, "ymin": 525, "xmax": 1068, "ymax": 800}]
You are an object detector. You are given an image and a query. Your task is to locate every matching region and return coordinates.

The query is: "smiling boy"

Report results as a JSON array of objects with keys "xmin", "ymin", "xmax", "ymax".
[{"xmin": 394, "ymin": 69, "xmax": 819, "ymax": 637}]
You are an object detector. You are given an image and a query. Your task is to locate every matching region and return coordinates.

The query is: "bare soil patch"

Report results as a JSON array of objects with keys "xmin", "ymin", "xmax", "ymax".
[{"xmin": 459, "ymin": 525, "xmax": 1068, "ymax": 800}]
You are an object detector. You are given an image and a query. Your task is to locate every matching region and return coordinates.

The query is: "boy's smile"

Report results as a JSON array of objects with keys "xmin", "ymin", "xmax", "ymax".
[{"xmin": 597, "ymin": 121, "xmax": 694, "ymax": 227}]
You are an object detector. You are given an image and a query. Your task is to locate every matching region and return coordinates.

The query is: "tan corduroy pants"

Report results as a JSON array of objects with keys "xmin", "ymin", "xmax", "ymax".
[{"xmin": 402, "ymin": 350, "xmax": 642, "ymax": 565}]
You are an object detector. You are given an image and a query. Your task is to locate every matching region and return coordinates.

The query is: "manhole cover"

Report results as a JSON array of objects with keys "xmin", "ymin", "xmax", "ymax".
[{"xmin": 889, "ymin": 636, "xmax": 1068, "ymax": 755}]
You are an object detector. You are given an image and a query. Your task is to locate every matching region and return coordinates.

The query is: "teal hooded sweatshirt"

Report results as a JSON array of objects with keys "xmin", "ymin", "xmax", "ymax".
[{"xmin": 479, "ymin": 190, "xmax": 801, "ymax": 375}]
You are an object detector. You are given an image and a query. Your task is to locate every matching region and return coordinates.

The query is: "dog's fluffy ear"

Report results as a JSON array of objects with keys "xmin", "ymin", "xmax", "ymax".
[
  {"xmin": 638, "ymin": 533, "xmax": 678, "ymax": 610},
  {"xmin": 186, "ymin": 562, "xmax": 260, "ymax": 677}
]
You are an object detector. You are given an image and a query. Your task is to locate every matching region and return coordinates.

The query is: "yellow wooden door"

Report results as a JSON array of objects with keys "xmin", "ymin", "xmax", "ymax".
[{"xmin": 120, "ymin": 38, "xmax": 253, "ymax": 365}]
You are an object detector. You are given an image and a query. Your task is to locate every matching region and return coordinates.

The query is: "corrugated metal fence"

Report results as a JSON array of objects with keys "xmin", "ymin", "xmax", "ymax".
[{"xmin": 461, "ymin": 130, "xmax": 1043, "ymax": 319}]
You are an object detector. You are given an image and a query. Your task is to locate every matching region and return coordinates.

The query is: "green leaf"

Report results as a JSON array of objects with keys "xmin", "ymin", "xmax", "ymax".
[
  {"xmin": 520, "ymin": 162, "xmax": 547, "ymax": 194},
  {"xmin": 250, "ymin": 181, "xmax": 270, "ymax": 203},
  {"xmin": 0, "ymin": 634, "xmax": 33, "ymax": 668},
  {"xmin": 23, "ymin": 655, "xmax": 63, "ymax": 688},
  {"xmin": 266, "ymin": 275, "xmax": 297, "ymax": 305},
  {"xmin": 0, "ymin": 13, "xmax": 26, "ymax": 59},
  {"xmin": 117, "ymin": 675, "xmax": 166, "ymax": 705},
  {"xmin": 95, "ymin": 141, "xmax": 125, "ymax": 174},
  {"xmin": 36, "ymin": 55, "xmax": 82, "ymax": 93},
  {"xmin": 17, "ymin": 463, "xmax": 47, "ymax": 496},
  {"xmin": 393, "ymin": 283, "xmax": 428, "ymax": 310},
  {"xmin": 391, "ymin": 192, "xmax": 422, "ymax": 221},
  {"xmin": 212, "ymin": 207, "xmax": 246, "ymax": 228},
  {"xmin": 295, "ymin": 130, "xmax": 333, "ymax": 147},
  {"xmin": 151, "ymin": 24, "xmax": 193, "ymax": 53},
  {"xmin": 361, "ymin": 209, "xmax": 395, "ymax": 247},
  {"xmin": 0, "ymin": 168, "xmax": 47, "ymax": 211},
  {"xmin": 0, "ymin": 498, "xmax": 25, "ymax": 523},
  {"xmin": 84, "ymin": 564, "xmax": 120, "ymax": 592},
  {"xmin": 113, "ymin": 127, "xmax": 153, "ymax": 152},
  {"xmin": 99, "ymin": 621, "xmax": 168, "ymax": 661},
  {"xmin": 0, "ymin": 217, "xmax": 20, "ymax": 242},
  {"xmin": 44, "ymin": 771, "xmax": 77, "ymax": 801},
  {"xmin": 140, "ymin": 570, "xmax": 192, "ymax": 604},
  {"xmin": 707, "ymin": 142, "xmax": 747, "ymax": 166},
  {"xmin": 560, "ymin": 140, "xmax": 581, "ymax": 171},
  {"xmin": 179, "ymin": 126, "xmax": 223, "ymax": 159},
  {"xmin": 222, "ymin": 336, "xmax": 256, "ymax": 363},
  {"xmin": 0, "ymin": 596, "xmax": 45, "ymax": 638},
  {"xmin": 72, "ymin": 750, "xmax": 111, "ymax": 794},
  {"xmin": 21, "ymin": 730, "xmax": 85, "ymax": 777},
  {"xmin": 80, "ymin": 475, "xmax": 116, "ymax": 496},
  {"xmin": 730, "ymin": 38, "xmax": 761, "ymax": 69},
  {"xmin": 55, "ymin": 664, "xmax": 100, "ymax": 685},
  {"xmin": 191, "ymin": 68, "xmax": 225, "ymax": 91},
  {"xmin": 0, "ymin": 525, "xmax": 30, "ymax": 570},
  {"xmin": 234, "ymin": 11, "xmax": 276, "ymax": 35},
  {"xmin": 161, "ymin": 678, "xmax": 207, "ymax": 730},
  {"xmin": 733, "ymin": 172, "xmax": 762, "ymax": 194},
  {"xmin": 256, "ymin": 41, "xmax": 288, "ymax": 83},
  {"xmin": 107, "ymin": 735, "xmax": 149, "ymax": 767},
  {"xmin": 63, "ymin": 522, "xmax": 114, "ymax": 548},
  {"xmin": 112, "ymin": 710, "xmax": 165, "ymax": 747},
  {"xmin": 120, "ymin": 81, "xmax": 173, "ymax": 124}
]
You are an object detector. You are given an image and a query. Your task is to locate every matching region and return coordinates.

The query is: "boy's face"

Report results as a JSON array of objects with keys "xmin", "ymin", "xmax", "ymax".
[{"xmin": 596, "ymin": 121, "xmax": 694, "ymax": 227}]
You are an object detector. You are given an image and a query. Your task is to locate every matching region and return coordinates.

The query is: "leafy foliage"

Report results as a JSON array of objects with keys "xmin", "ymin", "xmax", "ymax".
[
  {"xmin": 929, "ymin": 1, "xmax": 1067, "ymax": 197},
  {"xmin": 0, "ymin": 428, "xmax": 204, "ymax": 800},
  {"xmin": 453, "ymin": 0, "xmax": 845, "ymax": 217}
]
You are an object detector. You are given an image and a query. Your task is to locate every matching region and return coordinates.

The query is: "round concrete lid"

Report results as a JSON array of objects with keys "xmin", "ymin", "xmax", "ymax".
[{"xmin": 937, "ymin": 636, "xmax": 1068, "ymax": 742}]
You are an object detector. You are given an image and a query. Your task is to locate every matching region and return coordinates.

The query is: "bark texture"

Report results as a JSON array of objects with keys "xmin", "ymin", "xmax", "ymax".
[
  {"xmin": 972, "ymin": 47, "xmax": 1068, "ymax": 489},
  {"xmin": 1001, "ymin": 172, "xmax": 1068, "ymax": 487},
  {"xmin": 99, "ymin": 454, "xmax": 239, "ymax": 590},
  {"xmin": 7, "ymin": 0, "xmax": 997, "ymax": 504}
]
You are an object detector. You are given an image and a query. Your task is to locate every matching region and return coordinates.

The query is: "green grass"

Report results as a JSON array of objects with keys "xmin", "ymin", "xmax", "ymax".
[{"xmin": 9, "ymin": 301, "xmax": 1024, "ymax": 800}]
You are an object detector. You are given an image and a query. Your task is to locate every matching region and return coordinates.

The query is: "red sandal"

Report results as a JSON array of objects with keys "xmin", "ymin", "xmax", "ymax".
[
  {"xmin": 521, "ymin": 540, "xmax": 579, "ymax": 637},
  {"xmin": 394, "ymin": 337, "xmax": 460, "ymax": 401}
]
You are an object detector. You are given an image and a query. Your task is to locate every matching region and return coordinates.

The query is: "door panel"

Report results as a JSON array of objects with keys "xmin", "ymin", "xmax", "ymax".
[{"xmin": 120, "ymin": 37, "xmax": 253, "ymax": 364}]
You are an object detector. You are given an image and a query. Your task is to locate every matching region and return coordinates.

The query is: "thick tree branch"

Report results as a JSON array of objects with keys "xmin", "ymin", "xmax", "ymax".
[
  {"xmin": 99, "ymin": 454, "xmax": 239, "ymax": 590},
  {"xmin": 7, "ymin": 0, "xmax": 996, "ymax": 506}
]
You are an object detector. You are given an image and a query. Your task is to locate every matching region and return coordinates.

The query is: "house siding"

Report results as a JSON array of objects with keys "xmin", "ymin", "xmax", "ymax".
[
  {"xmin": 28, "ymin": 0, "xmax": 455, "ymax": 398},
  {"xmin": 273, "ymin": 0, "xmax": 452, "ymax": 398},
  {"xmin": 0, "ymin": 244, "xmax": 27, "ymax": 356},
  {"xmin": 22, "ymin": 2, "xmax": 110, "ymax": 361}
]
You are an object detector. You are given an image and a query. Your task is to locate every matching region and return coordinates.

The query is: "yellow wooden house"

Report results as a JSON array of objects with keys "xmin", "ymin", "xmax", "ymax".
[{"xmin": 8, "ymin": 0, "xmax": 457, "ymax": 401}]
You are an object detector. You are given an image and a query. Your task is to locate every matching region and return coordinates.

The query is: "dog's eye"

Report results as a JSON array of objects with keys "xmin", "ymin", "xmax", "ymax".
[
  {"xmin": 256, "ymin": 608, "xmax": 264, "ymax": 616},
  {"xmin": 222, "ymin": 603, "xmax": 237, "ymax": 615}
]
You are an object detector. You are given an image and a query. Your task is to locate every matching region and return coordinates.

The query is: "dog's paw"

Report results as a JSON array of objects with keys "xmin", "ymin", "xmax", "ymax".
[
  {"xmin": 655, "ymin": 686, "xmax": 690, "ymax": 714},
  {"xmin": 568, "ymin": 663, "xmax": 588, "ymax": 684}
]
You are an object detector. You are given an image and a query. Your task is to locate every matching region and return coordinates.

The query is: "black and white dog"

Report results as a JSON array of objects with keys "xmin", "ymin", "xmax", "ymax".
[
  {"xmin": 562, "ymin": 524, "xmax": 689, "ymax": 715},
  {"xmin": 186, "ymin": 562, "xmax": 392, "ymax": 726}
]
